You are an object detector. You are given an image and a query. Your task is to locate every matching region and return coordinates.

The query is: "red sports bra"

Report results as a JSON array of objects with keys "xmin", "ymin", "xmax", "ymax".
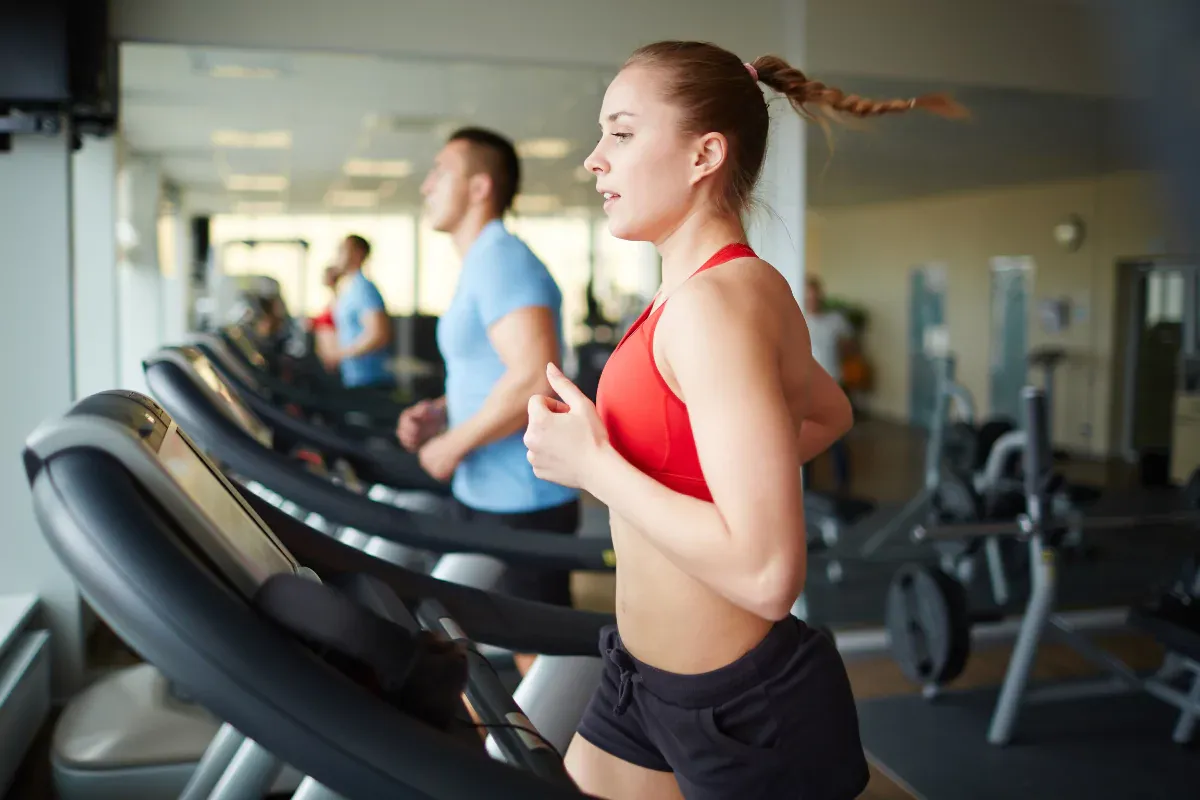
[{"xmin": 595, "ymin": 243, "xmax": 756, "ymax": 503}]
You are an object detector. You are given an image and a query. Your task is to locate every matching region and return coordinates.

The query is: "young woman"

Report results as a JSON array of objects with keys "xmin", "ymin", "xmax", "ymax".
[{"xmin": 523, "ymin": 41, "xmax": 964, "ymax": 799}]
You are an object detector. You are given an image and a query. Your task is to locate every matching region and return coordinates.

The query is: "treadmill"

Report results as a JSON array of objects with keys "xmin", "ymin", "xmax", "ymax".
[
  {"xmin": 24, "ymin": 390, "xmax": 609, "ymax": 799},
  {"xmin": 192, "ymin": 332, "xmax": 445, "ymax": 495},
  {"xmin": 142, "ymin": 345, "xmax": 615, "ymax": 575},
  {"xmin": 40, "ymin": 350, "xmax": 611, "ymax": 800},
  {"xmin": 219, "ymin": 323, "xmax": 411, "ymax": 433}
]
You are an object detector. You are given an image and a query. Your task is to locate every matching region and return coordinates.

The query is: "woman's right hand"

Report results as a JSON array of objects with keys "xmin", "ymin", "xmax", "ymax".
[{"xmin": 397, "ymin": 399, "xmax": 447, "ymax": 452}]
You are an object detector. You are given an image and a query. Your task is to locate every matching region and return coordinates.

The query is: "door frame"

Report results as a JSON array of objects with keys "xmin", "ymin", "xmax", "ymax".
[{"xmin": 1118, "ymin": 257, "xmax": 1200, "ymax": 462}]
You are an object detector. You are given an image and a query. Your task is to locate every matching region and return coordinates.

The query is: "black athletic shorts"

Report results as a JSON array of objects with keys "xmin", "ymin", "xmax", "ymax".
[
  {"xmin": 577, "ymin": 617, "xmax": 870, "ymax": 800},
  {"xmin": 451, "ymin": 499, "xmax": 580, "ymax": 607}
]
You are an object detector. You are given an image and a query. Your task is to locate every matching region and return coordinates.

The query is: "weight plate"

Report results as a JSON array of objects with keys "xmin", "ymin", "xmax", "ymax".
[{"xmin": 885, "ymin": 564, "xmax": 972, "ymax": 686}]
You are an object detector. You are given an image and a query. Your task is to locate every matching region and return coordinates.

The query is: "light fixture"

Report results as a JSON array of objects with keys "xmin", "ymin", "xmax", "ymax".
[
  {"xmin": 343, "ymin": 159, "xmax": 413, "ymax": 178},
  {"xmin": 517, "ymin": 138, "xmax": 572, "ymax": 160},
  {"xmin": 326, "ymin": 190, "xmax": 379, "ymax": 209},
  {"xmin": 209, "ymin": 65, "xmax": 281, "ymax": 79},
  {"xmin": 513, "ymin": 194, "xmax": 562, "ymax": 214},
  {"xmin": 211, "ymin": 130, "xmax": 293, "ymax": 149},
  {"xmin": 191, "ymin": 51, "xmax": 290, "ymax": 80},
  {"xmin": 1053, "ymin": 214, "xmax": 1086, "ymax": 252},
  {"xmin": 224, "ymin": 174, "xmax": 289, "ymax": 192},
  {"xmin": 234, "ymin": 201, "xmax": 286, "ymax": 215}
]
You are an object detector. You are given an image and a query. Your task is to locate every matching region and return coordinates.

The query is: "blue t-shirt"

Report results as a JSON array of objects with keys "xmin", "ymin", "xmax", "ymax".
[
  {"xmin": 332, "ymin": 270, "xmax": 392, "ymax": 388},
  {"xmin": 438, "ymin": 220, "xmax": 578, "ymax": 513}
]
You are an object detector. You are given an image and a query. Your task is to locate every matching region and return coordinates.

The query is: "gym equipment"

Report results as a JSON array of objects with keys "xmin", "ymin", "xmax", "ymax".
[
  {"xmin": 859, "ymin": 354, "xmax": 977, "ymax": 559},
  {"xmin": 143, "ymin": 345, "xmax": 614, "ymax": 571},
  {"xmin": 23, "ymin": 390, "xmax": 611, "ymax": 798},
  {"xmin": 219, "ymin": 323, "xmax": 410, "ymax": 434},
  {"xmin": 193, "ymin": 334, "xmax": 448, "ymax": 495},
  {"xmin": 888, "ymin": 386, "xmax": 1200, "ymax": 745},
  {"xmin": 885, "ymin": 564, "xmax": 971, "ymax": 688},
  {"xmin": 38, "ymin": 346, "xmax": 608, "ymax": 800}
]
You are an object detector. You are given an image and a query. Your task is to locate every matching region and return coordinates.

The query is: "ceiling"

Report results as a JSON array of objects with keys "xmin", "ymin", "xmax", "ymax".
[{"xmin": 119, "ymin": 43, "xmax": 1150, "ymax": 216}]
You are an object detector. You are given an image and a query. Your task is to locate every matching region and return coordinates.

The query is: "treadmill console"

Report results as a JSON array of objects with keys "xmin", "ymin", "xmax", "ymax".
[
  {"xmin": 25, "ymin": 390, "xmax": 298, "ymax": 599},
  {"xmin": 156, "ymin": 424, "xmax": 297, "ymax": 591},
  {"xmin": 178, "ymin": 346, "xmax": 274, "ymax": 447}
]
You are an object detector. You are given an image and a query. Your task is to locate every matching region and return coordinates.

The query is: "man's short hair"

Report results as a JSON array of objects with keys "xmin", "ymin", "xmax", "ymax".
[
  {"xmin": 345, "ymin": 234, "xmax": 371, "ymax": 260},
  {"xmin": 448, "ymin": 127, "xmax": 521, "ymax": 214}
]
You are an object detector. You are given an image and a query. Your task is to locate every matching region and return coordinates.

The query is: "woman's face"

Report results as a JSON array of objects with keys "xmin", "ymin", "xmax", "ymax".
[{"xmin": 584, "ymin": 66, "xmax": 714, "ymax": 243}]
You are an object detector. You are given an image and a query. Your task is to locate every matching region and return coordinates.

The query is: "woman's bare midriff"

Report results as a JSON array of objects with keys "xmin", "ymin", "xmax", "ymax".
[{"xmin": 608, "ymin": 514, "xmax": 778, "ymax": 674}]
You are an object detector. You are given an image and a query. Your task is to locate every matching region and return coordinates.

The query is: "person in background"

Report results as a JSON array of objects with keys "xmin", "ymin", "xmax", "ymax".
[
  {"xmin": 251, "ymin": 294, "xmax": 288, "ymax": 342},
  {"xmin": 310, "ymin": 264, "xmax": 342, "ymax": 371},
  {"xmin": 322, "ymin": 235, "xmax": 394, "ymax": 391},
  {"xmin": 397, "ymin": 127, "xmax": 578, "ymax": 674},
  {"xmin": 803, "ymin": 274, "xmax": 854, "ymax": 493}
]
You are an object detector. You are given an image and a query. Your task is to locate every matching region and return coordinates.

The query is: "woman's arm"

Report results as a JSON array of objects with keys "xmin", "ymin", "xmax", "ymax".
[
  {"xmin": 798, "ymin": 364, "xmax": 853, "ymax": 464},
  {"xmin": 583, "ymin": 273, "xmax": 807, "ymax": 620}
]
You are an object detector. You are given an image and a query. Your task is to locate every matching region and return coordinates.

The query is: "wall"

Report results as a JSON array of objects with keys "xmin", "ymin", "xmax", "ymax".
[
  {"xmin": 0, "ymin": 131, "xmax": 87, "ymax": 696},
  {"xmin": 110, "ymin": 0, "xmax": 1125, "ymax": 98},
  {"xmin": 812, "ymin": 170, "xmax": 1178, "ymax": 456},
  {"xmin": 72, "ymin": 135, "xmax": 120, "ymax": 399}
]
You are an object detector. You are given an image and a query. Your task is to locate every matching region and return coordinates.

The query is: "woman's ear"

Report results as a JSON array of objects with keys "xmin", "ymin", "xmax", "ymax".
[{"xmin": 689, "ymin": 132, "xmax": 728, "ymax": 186}]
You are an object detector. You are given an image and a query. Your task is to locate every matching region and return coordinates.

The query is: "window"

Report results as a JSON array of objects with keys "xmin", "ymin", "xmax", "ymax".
[
  {"xmin": 592, "ymin": 219, "xmax": 658, "ymax": 325},
  {"xmin": 210, "ymin": 214, "xmax": 417, "ymax": 317},
  {"xmin": 416, "ymin": 219, "xmax": 461, "ymax": 316},
  {"xmin": 508, "ymin": 216, "xmax": 592, "ymax": 345}
]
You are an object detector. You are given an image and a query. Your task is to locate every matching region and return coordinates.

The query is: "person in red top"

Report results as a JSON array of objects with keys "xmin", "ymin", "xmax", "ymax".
[
  {"xmin": 523, "ymin": 41, "xmax": 965, "ymax": 799},
  {"xmin": 310, "ymin": 264, "xmax": 342, "ymax": 371}
]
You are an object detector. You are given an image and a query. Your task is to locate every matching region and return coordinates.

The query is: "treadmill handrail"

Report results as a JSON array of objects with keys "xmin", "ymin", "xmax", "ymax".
[
  {"xmin": 216, "ymin": 327, "xmax": 406, "ymax": 426},
  {"xmin": 194, "ymin": 344, "xmax": 448, "ymax": 496},
  {"xmin": 243, "ymin": 488, "xmax": 614, "ymax": 657},
  {"xmin": 145, "ymin": 358, "xmax": 616, "ymax": 571}
]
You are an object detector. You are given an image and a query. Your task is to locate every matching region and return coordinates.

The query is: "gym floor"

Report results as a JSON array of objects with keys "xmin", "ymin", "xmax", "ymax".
[{"xmin": 3, "ymin": 418, "xmax": 1181, "ymax": 799}]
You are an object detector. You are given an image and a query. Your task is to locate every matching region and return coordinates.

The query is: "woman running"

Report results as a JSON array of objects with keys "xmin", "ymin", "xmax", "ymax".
[{"xmin": 523, "ymin": 40, "xmax": 964, "ymax": 799}]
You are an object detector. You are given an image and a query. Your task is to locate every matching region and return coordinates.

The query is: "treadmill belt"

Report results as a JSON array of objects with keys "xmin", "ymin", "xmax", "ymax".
[{"xmin": 858, "ymin": 685, "xmax": 1200, "ymax": 800}]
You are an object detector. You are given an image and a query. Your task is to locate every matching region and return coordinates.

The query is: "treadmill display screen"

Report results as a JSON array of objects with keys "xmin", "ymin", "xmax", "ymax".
[
  {"xmin": 227, "ymin": 327, "xmax": 268, "ymax": 369},
  {"xmin": 184, "ymin": 349, "xmax": 274, "ymax": 447},
  {"xmin": 158, "ymin": 425, "xmax": 295, "ymax": 592}
]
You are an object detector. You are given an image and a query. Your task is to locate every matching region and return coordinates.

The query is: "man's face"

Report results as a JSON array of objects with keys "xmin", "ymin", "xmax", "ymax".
[
  {"xmin": 336, "ymin": 239, "xmax": 363, "ymax": 271},
  {"xmin": 420, "ymin": 140, "xmax": 474, "ymax": 233}
]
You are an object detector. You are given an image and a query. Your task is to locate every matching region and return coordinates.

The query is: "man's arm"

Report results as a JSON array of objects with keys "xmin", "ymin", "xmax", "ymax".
[
  {"xmin": 339, "ymin": 308, "xmax": 391, "ymax": 359},
  {"xmin": 443, "ymin": 306, "xmax": 559, "ymax": 453}
]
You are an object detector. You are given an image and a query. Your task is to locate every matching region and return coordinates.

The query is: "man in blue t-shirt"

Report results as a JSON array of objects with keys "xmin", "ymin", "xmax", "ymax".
[
  {"xmin": 398, "ymin": 128, "xmax": 579, "ymax": 630},
  {"xmin": 325, "ymin": 234, "xmax": 393, "ymax": 389}
]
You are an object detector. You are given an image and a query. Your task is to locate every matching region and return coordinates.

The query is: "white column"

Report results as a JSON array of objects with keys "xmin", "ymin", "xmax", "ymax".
[
  {"xmin": 161, "ymin": 184, "xmax": 190, "ymax": 344},
  {"xmin": 72, "ymin": 134, "xmax": 120, "ymax": 399},
  {"xmin": 749, "ymin": 0, "xmax": 807, "ymax": 298},
  {"xmin": 117, "ymin": 156, "xmax": 164, "ymax": 393},
  {"xmin": 0, "ymin": 124, "xmax": 87, "ymax": 697}
]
